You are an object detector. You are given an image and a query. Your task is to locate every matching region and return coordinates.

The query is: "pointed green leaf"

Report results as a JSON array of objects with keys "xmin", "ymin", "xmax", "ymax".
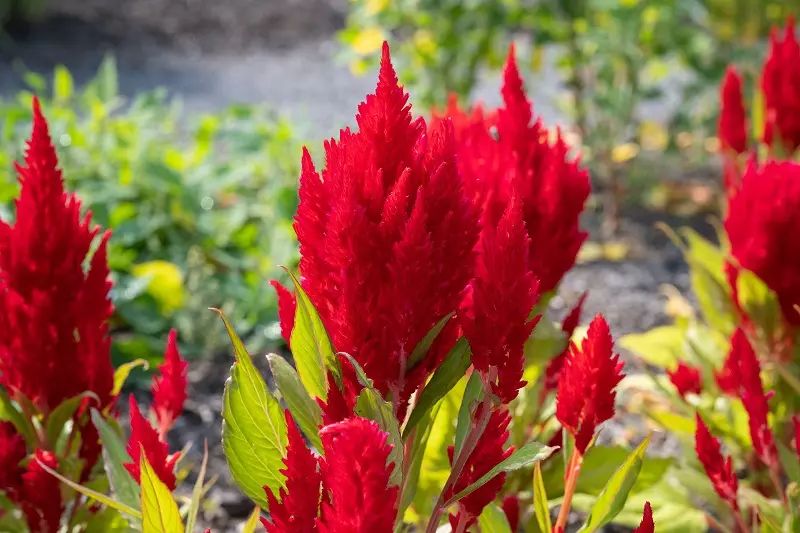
[
  {"xmin": 285, "ymin": 269, "xmax": 336, "ymax": 401},
  {"xmin": 112, "ymin": 359, "xmax": 149, "ymax": 397},
  {"xmin": 399, "ymin": 402, "xmax": 441, "ymax": 519},
  {"xmin": 53, "ymin": 65, "xmax": 74, "ymax": 101},
  {"xmin": 578, "ymin": 435, "xmax": 651, "ymax": 533},
  {"xmin": 45, "ymin": 391, "xmax": 98, "ymax": 449},
  {"xmin": 242, "ymin": 506, "xmax": 262, "ymax": 533},
  {"xmin": 140, "ymin": 448, "xmax": 184, "ymax": 533},
  {"xmin": 533, "ymin": 461, "xmax": 552, "ymax": 533},
  {"xmin": 91, "ymin": 409, "xmax": 141, "ymax": 514},
  {"xmin": 404, "ymin": 337, "xmax": 470, "ymax": 438},
  {"xmin": 184, "ymin": 440, "xmax": 209, "ymax": 533},
  {"xmin": 778, "ymin": 441, "xmax": 800, "ymax": 485},
  {"xmin": 619, "ymin": 326, "xmax": 685, "ymax": 369},
  {"xmin": 407, "ymin": 313, "xmax": 455, "ymax": 370},
  {"xmin": 0, "ymin": 388, "xmax": 35, "ymax": 445},
  {"xmin": 453, "ymin": 371, "xmax": 483, "ymax": 458},
  {"xmin": 477, "ymin": 502, "xmax": 513, "ymax": 533},
  {"xmin": 445, "ymin": 441, "xmax": 556, "ymax": 506},
  {"xmin": 266, "ymin": 353, "xmax": 323, "ymax": 450},
  {"xmin": 216, "ymin": 309, "xmax": 288, "ymax": 509},
  {"xmin": 354, "ymin": 388, "xmax": 404, "ymax": 487}
]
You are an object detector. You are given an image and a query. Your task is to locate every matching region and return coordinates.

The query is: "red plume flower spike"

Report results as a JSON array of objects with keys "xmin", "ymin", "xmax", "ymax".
[
  {"xmin": 446, "ymin": 408, "xmax": 513, "ymax": 529},
  {"xmin": 271, "ymin": 280, "xmax": 296, "ymax": 348},
  {"xmin": 695, "ymin": 414, "xmax": 739, "ymax": 511},
  {"xmin": 556, "ymin": 314, "xmax": 624, "ymax": 454},
  {"xmin": 762, "ymin": 16, "xmax": 800, "ymax": 155},
  {"xmin": 544, "ymin": 293, "xmax": 588, "ymax": 393},
  {"xmin": 632, "ymin": 502, "xmax": 654, "ymax": 533},
  {"xmin": 718, "ymin": 66, "xmax": 748, "ymax": 155},
  {"xmin": 725, "ymin": 160, "xmax": 800, "ymax": 325},
  {"xmin": 152, "ymin": 329, "xmax": 188, "ymax": 438},
  {"xmin": 0, "ymin": 422, "xmax": 25, "ymax": 497},
  {"xmin": 501, "ymin": 495, "xmax": 520, "ymax": 532},
  {"xmin": 124, "ymin": 395, "xmax": 179, "ymax": 490},
  {"xmin": 793, "ymin": 415, "xmax": 800, "ymax": 460},
  {"xmin": 291, "ymin": 42, "xmax": 479, "ymax": 414},
  {"xmin": 667, "ymin": 362, "xmax": 703, "ymax": 398},
  {"xmin": 462, "ymin": 197, "xmax": 540, "ymax": 403},
  {"xmin": 262, "ymin": 411, "xmax": 321, "ymax": 533},
  {"xmin": 21, "ymin": 450, "xmax": 63, "ymax": 533}
]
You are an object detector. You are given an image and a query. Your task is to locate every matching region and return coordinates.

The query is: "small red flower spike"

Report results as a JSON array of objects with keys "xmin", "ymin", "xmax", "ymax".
[
  {"xmin": 762, "ymin": 15, "xmax": 800, "ymax": 155},
  {"xmin": 695, "ymin": 414, "xmax": 739, "ymax": 511},
  {"xmin": 718, "ymin": 66, "xmax": 748, "ymax": 155},
  {"xmin": 152, "ymin": 329, "xmax": 188, "ymax": 438},
  {"xmin": 544, "ymin": 293, "xmax": 588, "ymax": 394},
  {"xmin": 124, "ymin": 395, "xmax": 179, "ymax": 491},
  {"xmin": 0, "ymin": 422, "xmax": 25, "ymax": 498},
  {"xmin": 632, "ymin": 502, "xmax": 654, "ymax": 533},
  {"xmin": 667, "ymin": 362, "xmax": 703, "ymax": 398},
  {"xmin": 271, "ymin": 280, "xmax": 296, "ymax": 348},
  {"xmin": 793, "ymin": 415, "xmax": 800, "ymax": 460},
  {"xmin": 22, "ymin": 450, "xmax": 63, "ymax": 533}
]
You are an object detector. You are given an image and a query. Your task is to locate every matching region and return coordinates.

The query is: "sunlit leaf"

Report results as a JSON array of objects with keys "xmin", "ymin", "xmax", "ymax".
[
  {"xmin": 477, "ymin": 502, "xmax": 513, "ymax": 533},
  {"xmin": 140, "ymin": 447, "xmax": 184, "ymax": 533},
  {"xmin": 266, "ymin": 353, "xmax": 323, "ymax": 450},
  {"xmin": 91, "ymin": 409, "xmax": 141, "ymax": 515}
]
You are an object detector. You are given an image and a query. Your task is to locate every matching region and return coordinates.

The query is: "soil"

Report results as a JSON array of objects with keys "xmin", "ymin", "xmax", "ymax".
[{"xmin": 2, "ymin": 1, "xmax": 718, "ymax": 531}]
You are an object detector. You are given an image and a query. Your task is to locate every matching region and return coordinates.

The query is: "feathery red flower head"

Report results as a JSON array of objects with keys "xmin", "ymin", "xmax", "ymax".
[
  {"xmin": 667, "ymin": 362, "xmax": 703, "ymax": 398},
  {"xmin": 22, "ymin": 450, "xmax": 63, "ymax": 533},
  {"xmin": 762, "ymin": 16, "xmax": 800, "ymax": 155},
  {"xmin": 632, "ymin": 502, "xmax": 654, "ymax": 533},
  {"xmin": 556, "ymin": 315, "xmax": 624, "ymax": 454},
  {"xmin": 152, "ymin": 329, "xmax": 188, "ymax": 438},
  {"xmin": 725, "ymin": 160, "xmax": 800, "ymax": 325},
  {"xmin": 0, "ymin": 422, "xmax": 25, "ymax": 496},
  {"xmin": 718, "ymin": 66, "xmax": 748, "ymax": 155},
  {"xmin": 271, "ymin": 280, "xmax": 296, "ymax": 348},
  {"xmin": 695, "ymin": 414, "xmax": 739, "ymax": 511},
  {"xmin": 0, "ymin": 97, "xmax": 114, "ymax": 414},
  {"xmin": 461, "ymin": 198, "xmax": 540, "ymax": 403},
  {"xmin": 124, "ymin": 395, "xmax": 179, "ymax": 491},
  {"xmin": 544, "ymin": 293, "xmax": 588, "ymax": 393},
  {"xmin": 447, "ymin": 408, "xmax": 513, "ymax": 529},
  {"xmin": 291, "ymin": 42, "xmax": 479, "ymax": 412}
]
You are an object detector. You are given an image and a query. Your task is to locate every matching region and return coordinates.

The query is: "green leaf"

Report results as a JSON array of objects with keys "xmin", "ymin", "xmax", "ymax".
[
  {"xmin": 403, "ymin": 337, "xmax": 471, "ymax": 438},
  {"xmin": 242, "ymin": 506, "xmax": 262, "ymax": 533},
  {"xmin": 285, "ymin": 269, "xmax": 336, "ymax": 401},
  {"xmin": 619, "ymin": 326, "xmax": 685, "ymax": 369},
  {"xmin": 217, "ymin": 309, "xmax": 288, "ymax": 509},
  {"xmin": 354, "ymin": 388, "xmax": 404, "ymax": 487},
  {"xmin": 184, "ymin": 441, "xmax": 209, "ymax": 533},
  {"xmin": 54, "ymin": 65, "xmax": 74, "ymax": 101},
  {"xmin": 112, "ymin": 359, "xmax": 149, "ymax": 397},
  {"xmin": 96, "ymin": 54, "xmax": 119, "ymax": 102},
  {"xmin": 140, "ymin": 447, "xmax": 184, "ymax": 533},
  {"xmin": 445, "ymin": 441, "xmax": 556, "ymax": 505},
  {"xmin": 45, "ymin": 391, "xmax": 98, "ymax": 449},
  {"xmin": 477, "ymin": 503, "xmax": 513, "ymax": 533},
  {"xmin": 778, "ymin": 441, "xmax": 800, "ymax": 485},
  {"xmin": 399, "ymin": 402, "xmax": 441, "ymax": 519},
  {"xmin": 578, "ymin": 435, "xmax": 651, "ymax": 533},
  {"xmin": 454, "ymin": 371, "xmax": 483, "ymax": 458},
  {"xmin": 91, "ymin": 409, "xmax": 141, "ymax": 515},
  {"xmin": 0, "ymin": 388, "xmax": 34, "ymax": 445},
  {"xmin": 533, "ymin": 461, "xmax": 552, "ymax": 533},
  {"xmin": 266, "ymin": 353, "xmax": 323, "ymax": 450},
  {"xmin": 407, "ymin": 312, "xmax": 455, "ymax": 370}
]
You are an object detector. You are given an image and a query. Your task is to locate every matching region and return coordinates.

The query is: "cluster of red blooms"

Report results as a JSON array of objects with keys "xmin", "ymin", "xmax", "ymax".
[{"xmin": 0, "ymin": 99, "xmax": 189, "ymax": 532}]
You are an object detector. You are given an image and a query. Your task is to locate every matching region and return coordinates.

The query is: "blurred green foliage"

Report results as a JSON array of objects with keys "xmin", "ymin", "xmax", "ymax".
[{"xmin": 0, "ymin": 57, "xmax": 302, "ymax": 364}]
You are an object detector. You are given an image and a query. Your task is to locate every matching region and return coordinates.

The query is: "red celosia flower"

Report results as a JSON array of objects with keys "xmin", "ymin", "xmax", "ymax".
[
  {"xmin": 447, "ymin": 408, "xmax": 513, "ymax": 529},
  {"xmin": 718, "ymin": 66, "xmax": 748, "ymax": 155},
  {"xmin": 0, "ymin": 422, "xmax": 26, "ymax": 497},
  {"xmin": 461, "ymin": 198, "xmax": 540, "ymax": 403},
  {"xmin": 152, "ymin": 329, "xmax": 188, "ymax": 438},
  {"xmin": 725, "ymin": 160, "xmax": 800, "ymax": 325},
  {"xmin": 433, "ymin": 45, "xmax": 590, "ymax": 296},
  {"xmin": 544, "ymin": 293, "xmax": 588, "ymax": 393},
  {"xmin": 793, "ymin": 415, "xmax": 800, "ymax": 459},
  {"xmin": 762, "ymin": 16, "xmax": 800, "ymax": 155},
  {"xmin": 715, "ymin": 336, "xmax": 741, "ymax": 396},
  {"xmin": 124, "ymin": 395, "xmax": 179, "ymax": 490},
  {"xmin": 316, "ymin": 418, "xmax": 398, "ymax": 533},
  {"xmin": 501, "ymin": 494, "xmax": 520, "ymax": 532},
  {"xmin": 0, "ymin": 97, "xmax": 114, "ymax": 414},
  {"xmin": 667, "ymin": 362, "xmax": 703, "ymax": 398},
  {"xmin": 263, "ymin": 411, "xmax": 321, "ymax": 533},
  {"xmin": 292, "ymin": 42, "xmax": 479, "ymax": 412},
  {"xmin": 695, "ymin": 414, "xmax": 739, "ymax": 511},
  {"xmin": 556, "ymin": 315, "xmax": 624, "ymax": 454},
  {"xmin": 22, "ymin": 450, "xmax": 63, "ymax": 533},
  {"xmin": 632, "ymin": 502, "xmax": 654, "ymax": 533},
  {"xmin": 734, "ymin": 329, "xmax": 778, "ymax": 469},
  {"xmin": 317, "ymin": 355, "xmax": 361, "ymax": 426},
  {"xmin": 271, "ymin": 280, "xmax": 296, "ymax": 348}
]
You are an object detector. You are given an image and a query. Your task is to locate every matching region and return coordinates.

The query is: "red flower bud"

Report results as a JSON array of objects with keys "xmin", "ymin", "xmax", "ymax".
[
  {"xmin": 152, "ymin": 329, "xmax": 188, "ymax": 438},
  {"xmin": 695, "ymin": 414, "xmax": 739, "ymax": 511},
  {"xmin": 667, "ymin": 362, "xmax": 703, "ymax": 398},
  {"xmin": 632, "ymin": 502, "xmax": 654, "ymax": 533},
  {"xmin": 762, "ymin": 16, "xmax": 800, "ymax": 155},
  {"xmin": 718, "ymin": 66, "xmax": 748, "ymax": 155},
  {"xmin": 124, "ymin": 395, "xmax": 179, "ymax": 490}
]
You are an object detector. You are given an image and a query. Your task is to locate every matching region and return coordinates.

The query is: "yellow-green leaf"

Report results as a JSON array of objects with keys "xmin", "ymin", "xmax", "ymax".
[
  {"xmin": 184, "ymin": 440, "xmax": 209, "ymax": 533},
  {"xmin": 533, "ymin": 461, "xmax": 552, "ymax": 533},
  {"xmin": 620, "ymin": 326, "xmax": 685, "ymax": 369},
  {"xmin": 477, "ymin": 503, "xmax": 513, "ymax": 533},
  {"xmin": 140, "ymin": 448, "xmax": 184, "ymax": 533},
  {"xmin": 266, "ymin": 353, "xmax": 323, "ymax": 450},
  {"xmin": 90, "ymin": 409, "xmax": 141, "ymax": 514},
  {"xmin": 112, "ymin": 359, "xmax": 149, "ymax": 397},
  {"xmin": 242, "ymin": 506, "xmax": 262, "ymax": 533}
]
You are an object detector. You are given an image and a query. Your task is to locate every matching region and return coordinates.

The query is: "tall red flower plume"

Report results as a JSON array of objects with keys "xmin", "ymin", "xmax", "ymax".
[
  {"xmin": 152, "ymin": 329, "xmax": 188, "ymax": 438},
  {"xmin": 725, "ymin": 160, "xmax": 800, "ymax": 324},
  {"xmin": 544, "ymin": 293, "xmax": 588, "ymax": 393},
  {"xmin": 292, "ymin": 42, "xmax": 479, "ymax": 412},
  {"xmin": 793, "ymin": 415, "xmax": 800, "ymax": 460},
  {"xmin": 715, "ymin": 336, "xmax": 741, "ymax": 396},
  {"xmin": 0, "ymin": 97, "xmax": 114, "ymax": 415},
  {"xmin": 433, "ymin": 45, "xmax": 590, "ymax": 296},
  {"xmin": 762, "ymin": 16, "xmax": 800, "ymax": 155},
  {"xmin": 461, "ymin": 198, "xmax": 540, "ymax": 403},
  {"xmin": 316, "ymin": 418, "xmax": 398, "ymax": 533},
  {"xmin": 262, "ymin": 411, "xmax": 321, "ymax": 533},
  {"xmin": 271, "ymin": 280, "xmax": 296, "ymax": 348},
  {"xmin": 0, "ymin": 422, "xmax": 26, "ymax": 498},
  {"xmin": 317, "ymin": 355, "xmax": 361, "ymax": 426},
  {"xmin": 124, "ymin": 395, "xmax": 179, "ymax": 490},
  {"xmin": 718, "ymin": 66, "xmax": 748, "ymax": 155},
  {"xmin": 695, "ymin": 414, "xmax": 739, "ymax": 511},
  {"xmin": 733, "ymin": 329, "xmax": 778, "ymax": 468},
  {"xmin": 632, "ymin": 502, "xmax": 654, "ymax": 533},
  {"xmin": 667, "ymin": 362, "xmax": 703, "ymax": 398},
  {"xmin": 21, "ymin": 450, "xmax": 63, "ymax": 533},
  {"xmin": 501, "ymin": 495, "xmax": 520, "ymax": 532},
  {"xmin": 447, "ymin": 408, "xmax": 513, "ymax": 529},
  {"xmin": 556, "ymin": 315, "xmax": 624, "ymax": 454}
]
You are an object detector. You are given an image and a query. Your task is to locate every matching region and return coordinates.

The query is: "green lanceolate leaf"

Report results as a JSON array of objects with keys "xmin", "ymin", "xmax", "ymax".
[
  {"xmin": 266, "ymin": 353, "xmax": 323, "ymax": 450},
  {"xmin": 354, "ymin": 388, "xmax": 404, "ymax": 488},
  {"xmin": 45, "ymin": 391, "xmax": 99, "ymax": 450},
  {"xmin": 406, "ymin": 312, "xmax": 455, "ymax": 370},
  {"xmin": 140, "ymin": 447, "xmax": 184, "ymax": 533},
  {"xmin": 184, "ymin": 440, "xmax": 209, "ymax": 533},
  {"xmin": 578, "ymin": 435, "xmax": 651, "ymax": 533},
  {"xmin": 403, "ymin": 337, "xmax": 471, "ymax": 438},
  {"xmin": 619, "ymin": 326, "xmax": 685, "ymax": 369},
  {"xmin": 0, "ymin": 388, "xmax": 35, "ymax": 445},
  {"xmin": 217, "ymin": 309, "xmax": 288, "ymax": 509},
  {"xmin": 477, "ymin": 503, "xmax": 513, "ymax": 533},
  {"xmin": 242, "ymin": 506, "xmax": 262, "ymax": 533},
  {"xmin": 112, "ymin": 359, "xmax": 149, "ymax": 397},
  {"xmin": 91, "ymin": 409, "xmax": 141, "ymax": 515},
  {"xmin": 285, "ymin": 269, "xmax": 336, "ymax": 401},
  {"xmin": 453, "ymin": 371, "xmax": 483, "ymax": 458},
  {"xmin": 445, "ymin": 441, "xmax": 556, "ymax": 506},
  {"xmin": 533, "ymin": 461, "xmax": 552, "ymax": 533},
  {"xmin": 399, "ymin": 402, "xmax": 441, "ymax": 519}
]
